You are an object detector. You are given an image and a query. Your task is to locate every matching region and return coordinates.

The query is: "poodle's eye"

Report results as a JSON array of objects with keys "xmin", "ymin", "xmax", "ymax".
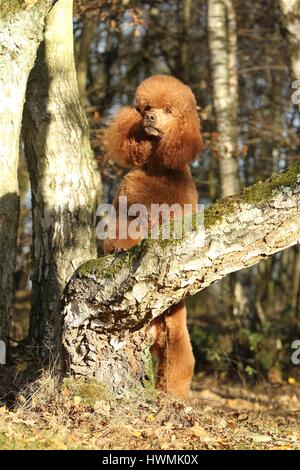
[
  {"xmin": 164, "ymin": 106, "xmax": 172, "ymax": 114},
  {"xmin": 135, "ymin": 106, "xmax": 142, "ymax": 114},
  {"xmin": 144, "ymin": 105, "xmax": 151, "ymax": 112}
]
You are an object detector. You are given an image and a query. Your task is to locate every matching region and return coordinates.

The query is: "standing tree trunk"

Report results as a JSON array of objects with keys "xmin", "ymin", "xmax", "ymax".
[
  {"xmin": 208, "ymin": 0, "xmax": 247, "ymax": 317},
  {"xmin": 22, "ymin": 0, "xmax": 97, "ymax": 357},
  {"xmin": 0, "ymin": 0, "xmax": 53, "ymax": 345},
  {"xmin": 208, "ymin": 0, "xmax": 239, "ymax": 197},
  {"xmin": 76, "ymin": 13, "xmax": 97, "ymax": 105},
  {"xmin": 279, "ymin": 0, "xmax": 300, "ymax": 80},
  {"xmin": 180, "ymin": 0, "xmax": 192, "ymax": 82}
]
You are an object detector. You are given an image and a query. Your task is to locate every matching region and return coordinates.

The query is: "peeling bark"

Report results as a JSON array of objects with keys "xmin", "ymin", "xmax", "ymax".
[
  {"xmin": 62, "ymin": 166, "xmax": 300, "ymax": 396},
  {"xmin": 0, "ymin": 0, "xmax": 53, "ymax": 343}
]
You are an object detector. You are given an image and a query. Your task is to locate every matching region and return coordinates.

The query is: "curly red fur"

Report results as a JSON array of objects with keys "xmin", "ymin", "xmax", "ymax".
[{"xmin": 104, "ymin": 107, "xmax": 153, "ymax": 166}]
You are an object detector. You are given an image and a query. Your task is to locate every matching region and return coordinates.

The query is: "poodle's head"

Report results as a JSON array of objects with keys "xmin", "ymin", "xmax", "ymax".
[
  {"xmin": 105, "ymin": 75, "xmax": 203, "ymax": 170},
  {"xmin": 135, "ymin": 75, "xmax": 202, "ymax": 169}
]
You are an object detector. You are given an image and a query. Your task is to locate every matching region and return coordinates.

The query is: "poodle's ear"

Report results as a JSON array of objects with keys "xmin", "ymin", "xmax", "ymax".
[
  {"xmin": 103, "ymin": 107, "xmax": 153, "ymax": 167},
  {"xmin": 158, "ymin": 111, "xmax": 203, "ymax": 170}
]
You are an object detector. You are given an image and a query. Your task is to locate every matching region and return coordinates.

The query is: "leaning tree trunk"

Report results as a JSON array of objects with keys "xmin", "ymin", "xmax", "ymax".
[
  {"xmin": 22, "ymin": 0, "xmax": 97, "ymax": 357},
  {"xmin": 0, "ymin": 0, "xmax": 53, "ymax": 345},
  {"xmin": 62, "ymin": 162, "xmax": 300, "ymax": 396},
  {"xmin": 208, "ymin": 0, "xmax": 239, "ymax": 197}
]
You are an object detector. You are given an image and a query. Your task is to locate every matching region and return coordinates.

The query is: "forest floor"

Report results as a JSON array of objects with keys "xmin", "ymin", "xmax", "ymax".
[{"xmin": 0, "ymin": 359, "xmax": 300, "ymax": 450}]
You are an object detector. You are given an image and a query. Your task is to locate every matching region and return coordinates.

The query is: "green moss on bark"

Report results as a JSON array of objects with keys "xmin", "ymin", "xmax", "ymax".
[
  {"xmin": 77, "ymin": 252, "xmax": 132, "ymax": 278},
  {"xmin": 0, "ymin": 0, "xmax": 23, "ymax": 18},
  {"xmin": 204, "ymin": 160, "xmax": 300, "ymax": 228},
  {"xmin": 76, "ymin": 162, "xmax": 300, "ymax": 273}
]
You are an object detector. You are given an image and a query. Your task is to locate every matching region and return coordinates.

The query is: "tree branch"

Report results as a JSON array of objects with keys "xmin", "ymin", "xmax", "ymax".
[{"xmin": 62, "ymin": 162, "xmax": 300, "ymax": 392}]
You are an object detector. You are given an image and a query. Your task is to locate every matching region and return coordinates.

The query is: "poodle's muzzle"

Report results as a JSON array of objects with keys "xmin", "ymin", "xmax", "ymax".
[{"xmin": 144, "ymin": 111, "xmax": 161, "ymax": 137}]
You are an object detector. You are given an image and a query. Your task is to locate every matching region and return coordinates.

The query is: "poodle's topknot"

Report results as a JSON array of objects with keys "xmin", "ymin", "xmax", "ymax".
[{"xmin": 135, "ymin": 75, "xmax": 198, "ymax": 115}]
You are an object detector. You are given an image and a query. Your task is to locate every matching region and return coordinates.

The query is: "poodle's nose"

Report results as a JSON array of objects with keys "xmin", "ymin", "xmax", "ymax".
[{"xmin": 145, "ymin": 111, "xmax": 156, "ymax": 124}]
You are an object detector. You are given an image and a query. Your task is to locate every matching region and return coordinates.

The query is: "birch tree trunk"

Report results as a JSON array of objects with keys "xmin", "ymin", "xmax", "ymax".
[
  {"xmin": 22, "ymin": 0, "xmax": 97, "ymax": 357},
  {"xmin": 208, "ymin": 0, "xmax": 239, "ymax": 197},
  {"xmin": 62, "ymin": 163, "xmax": 300, "ymax": 396},
  {"xmin": 0, "ymin": 0, "xmax": 53, "ymax": 345},
  {"xmin": 208, "ymin": 0, "xmax": 245, "ymax": 316},
  {"xmin": 279, "ymin": 0, "xmax": 300, "ymax": 80}
]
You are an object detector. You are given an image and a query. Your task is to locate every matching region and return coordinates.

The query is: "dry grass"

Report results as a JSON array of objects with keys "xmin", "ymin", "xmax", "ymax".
[{"xmin": 1, "ymin": 364, "xmax": 300, "ymax": 450}]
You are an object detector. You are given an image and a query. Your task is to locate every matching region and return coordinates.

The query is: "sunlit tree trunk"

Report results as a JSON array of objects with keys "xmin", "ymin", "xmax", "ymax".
[
  {"xmin": 22, "ymin": 0, "xmax": 97, "ymax": 357},
  {"xmin": 208, "ymin": 0, "xmax": 239, "ymax": 197},
  {"xmin": 279, "ymin": 0, "xmax": 300, "ymax": 80},
  {"xmin": 0, "ymin": 0, "xmax": 52, "ymax": 345}
]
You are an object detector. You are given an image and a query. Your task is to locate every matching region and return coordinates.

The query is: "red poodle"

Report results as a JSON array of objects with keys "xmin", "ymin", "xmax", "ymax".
[{"xmin": 103, "ymin": 75, "xmax": 203, "ymax": 399}]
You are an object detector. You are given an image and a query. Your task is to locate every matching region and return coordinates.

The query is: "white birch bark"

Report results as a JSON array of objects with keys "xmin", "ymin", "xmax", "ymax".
[
  {"xmin": 22, "ymin": 0, "xmax": 97, "ymax": 356},
  {"xmin": 0, "ymin": 0, "xmax": 53, "ymax": 343},
  {"xmin": 208, "ymin": 0, "xmax": 239, "ymax": 196}
]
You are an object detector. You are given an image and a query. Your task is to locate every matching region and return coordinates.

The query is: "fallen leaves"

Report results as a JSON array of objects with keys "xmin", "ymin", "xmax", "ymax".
[
  {"xmin": 146, "ymin": 414, "xmax": 155, "ymax": 423},
  {"xmin": 0, "ymin": 375, "xmax": 300, "ymax": 450}
]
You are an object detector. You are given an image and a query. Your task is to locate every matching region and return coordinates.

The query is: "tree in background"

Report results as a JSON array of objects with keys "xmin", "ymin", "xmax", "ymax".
[{"xmin": 208, "ymin": 0, "xmax": 239, "ymax": 197}]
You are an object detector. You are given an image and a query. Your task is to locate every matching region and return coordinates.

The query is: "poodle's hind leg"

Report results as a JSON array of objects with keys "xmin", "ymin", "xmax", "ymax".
[{"xmin": 149, "ymin": 301, "xmax": 195, "ymax": 399}]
